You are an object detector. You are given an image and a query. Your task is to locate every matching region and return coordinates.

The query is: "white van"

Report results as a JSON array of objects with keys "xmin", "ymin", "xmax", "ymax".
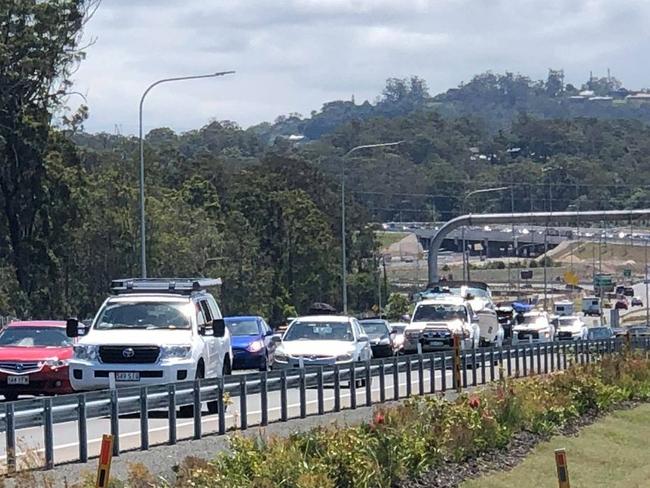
[
  {"xmin": 582, "ymin": 296, "xmax": 601, "ymax": 316},
  {"xmin": 554, "ymin": 300, "xmax": 574, "ymax": 317}
]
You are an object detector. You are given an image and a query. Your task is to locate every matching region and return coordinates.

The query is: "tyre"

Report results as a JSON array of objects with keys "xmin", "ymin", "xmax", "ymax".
[
  {"xmin": 259, "ymin": 353, "xmax": 269, "ymax": 372},
  {"xmin": 180, "ymin": 363, "xmax": 205, "ymax": 418},
  {"xmin": 208, "ymin": 357, "xmax": 231, "ymax": 415},
  {"xmin": 4, "ymin": 393, "xmax": 18, "ymax": 402}
]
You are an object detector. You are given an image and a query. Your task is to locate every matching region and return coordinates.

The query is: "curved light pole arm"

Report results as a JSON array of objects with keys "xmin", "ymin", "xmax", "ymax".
[
  {"xmin": 138, "ymin": 70, "xmax": 235, "ymax": 278},
  {"xmin": 340, "ymin": 140, "xmax": 403, "ymax": 313}
]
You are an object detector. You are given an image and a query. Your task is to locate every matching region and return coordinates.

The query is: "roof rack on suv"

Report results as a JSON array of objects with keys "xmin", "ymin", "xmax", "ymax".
[{"xmin": 110, "ymin": 278, "xmax": 222, "ymax": 295}]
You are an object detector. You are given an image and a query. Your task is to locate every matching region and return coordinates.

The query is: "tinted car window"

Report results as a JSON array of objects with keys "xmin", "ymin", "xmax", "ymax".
[
  {"xmin": 360, "ymin": 321, "xmax": 390, "ymax": 336},
  {"xmin": 226, "ymin": 319, "xmax": 260, "ymax": 336},
  {"xmin": 284, "ymin": 321, "xmax": 353, "ymax": 341},
  {"xmin": 0, "ymin": 327, "xmax": 71, "ymax": 347},
  {"xmin": 413, "ymin": 304, "xmax": 467, "ymax": 322},
  {"xmin": 96, "ymin": 302, "xmax": 192, "ymax": 330}
]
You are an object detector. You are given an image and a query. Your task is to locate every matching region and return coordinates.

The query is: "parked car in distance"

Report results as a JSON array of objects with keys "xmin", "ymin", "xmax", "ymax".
[
  {"xmin": 225, "ymin": 316, "xmax": 276, "ymax": 371},
  {"xmin": 632, "ymin": 297, "xmax": 643, "ymax": 307},
  {"xmin": 555, "ymin": 316, "xmax": 587, "ymax": 341},
  {"xmin": 359, "ymin": 319, "xmax": 398, "ymax": 357},
  {"xmin": 272, "ymin": 315, "xmax": 372, "ymax": 369},
  {"xmin": 587, "ymin": 327, "xmax": 614, "ymax": 340},
  {"xmin": 623, "ymin": 287, "xmax": 635, "ymax": 297},
  {"xmin": 581, "ymin": 297, "xmax": 601, "ymax": 316},
  {"xmin": 0, "ymin": 321, "xmax": 74, "ymax": 401},
  {"xmin": 512, "ymin": 311, "xmax": 554, "ymax": 344}
]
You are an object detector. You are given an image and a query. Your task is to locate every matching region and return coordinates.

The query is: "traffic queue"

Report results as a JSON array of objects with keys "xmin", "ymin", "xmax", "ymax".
[{"xmin": 0, "ymin": 277, "xmax": 644, "ymax": 402}]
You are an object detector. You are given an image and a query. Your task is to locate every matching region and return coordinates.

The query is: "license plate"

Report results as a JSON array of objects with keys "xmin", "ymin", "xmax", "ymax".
[
  {"xmin": 429, "ymin": 341, "xmax": 444, "ymax": 347},
  {"xmin": 115, "ymin": 372, "xmax": 140, "ymax": 381},
  {"xmin": 7, "ymin": 375, "xmax": 29, "ymax": 385}
]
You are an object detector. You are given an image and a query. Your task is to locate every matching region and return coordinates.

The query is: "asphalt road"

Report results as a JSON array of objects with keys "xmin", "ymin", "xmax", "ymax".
[{"xmin": 0, "ymin": 347, "xmax": 571, "ymax": 469}]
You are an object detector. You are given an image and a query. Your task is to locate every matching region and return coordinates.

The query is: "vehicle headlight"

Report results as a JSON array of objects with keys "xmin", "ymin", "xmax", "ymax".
[
  {"xmin": 246, "ymin": 340, "xmax": 265, "ymax": 353},
  {"xmin": 336, "ymin": 354, "xmax": 353, "ymax": 362},
  {"xmin": 42, "ymin": 359, "xmax": 69, "ymax": 369},
  {"xmin": 73, "ymin": 345, "xmax": 99, "ymax": 361},
  {"xmin": 160, "ymin": 345, "xmax": 192, "ymax": 360},
  {"xmin": 274, "ymin": 350, "xmax": 289, "ymax": 362}
]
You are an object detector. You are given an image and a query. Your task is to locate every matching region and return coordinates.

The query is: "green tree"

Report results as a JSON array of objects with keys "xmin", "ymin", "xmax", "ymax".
[
  {"xmin": 0, "ymin": 0, "xmax": 96, "ymax": 315},
  {"xmin": 386, "ymin": 293, "xmax": 410, "ymax": 321}
]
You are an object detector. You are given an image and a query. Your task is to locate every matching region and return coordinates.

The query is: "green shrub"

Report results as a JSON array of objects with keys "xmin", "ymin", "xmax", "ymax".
[{"xmin": 97, "ymin": 353, "xmax": 650, "ymax": 487}]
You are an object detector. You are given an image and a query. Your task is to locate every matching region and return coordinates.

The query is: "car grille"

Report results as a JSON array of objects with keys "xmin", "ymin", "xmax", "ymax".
[
  {"xmin": 99, "ymin": 346, "xmax": 160, "ymax": 364},
  {"xmin": 558, "ymin": 331, "xmax": 574, "ymax": 340},
  {"xmin": 517, "ymin": 331, "xmax": 539, "ymax": 340},
  {"xmin": 0, "ymin": 361, "xmax": 41, "ymax": 373}
]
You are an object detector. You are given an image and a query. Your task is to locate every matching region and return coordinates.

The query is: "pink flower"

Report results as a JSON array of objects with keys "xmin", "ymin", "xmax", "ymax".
[{"xmin": 468, "ymin": 396, "xmax": 481, "ymax": 409}]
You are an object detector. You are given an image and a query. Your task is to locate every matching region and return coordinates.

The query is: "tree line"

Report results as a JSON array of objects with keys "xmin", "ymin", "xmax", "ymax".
[{"xmin": 3, "ymin": 1, "xmax": 650, "ymax": 323}]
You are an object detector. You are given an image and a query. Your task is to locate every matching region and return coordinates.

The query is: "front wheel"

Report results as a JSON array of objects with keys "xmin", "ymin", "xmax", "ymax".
[{"xmin": 208, "ymin": 358, "xmax": 231, "ymax": 415}]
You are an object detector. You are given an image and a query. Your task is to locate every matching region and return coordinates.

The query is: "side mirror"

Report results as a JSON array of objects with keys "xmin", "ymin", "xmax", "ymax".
[
  {"xmin": 358, "ymin": 336, "xmax": 369, "ymax": 343},
  {"xmin": 270, "ymin": 334, "xmax": 282, "ymax": 344},
  {"xmin": 471, "ymin": 314, "xmax": 480, "ymax": 324},
  {"xmin": 212, "ymin": 318, "xmax": 226, "ymax": 338},
  {"xmin": 66, "ymin": 318, "xmax": 80, "ymax": 338}
]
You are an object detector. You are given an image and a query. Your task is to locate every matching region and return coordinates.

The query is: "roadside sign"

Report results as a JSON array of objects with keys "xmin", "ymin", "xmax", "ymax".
[
  {"xmin": 96, "ymin": 434, "xmax": 114, "ymax": 488},
  {"xmin": 624, "ymin": 268, "xmax": 632, "ymax": 278},
  {"xmin": 554, "ymin": 448, "xmax": 571, "ymax": 488},
  {"xmin": 563, "ymin": 271, "xmax": 579, "ymax": 286}
]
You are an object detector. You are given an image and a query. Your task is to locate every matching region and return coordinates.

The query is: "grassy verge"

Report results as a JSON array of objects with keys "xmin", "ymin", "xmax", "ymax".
[{"xmin": 463, "ymin": 403, "xmax": 650, "ymax": 488}]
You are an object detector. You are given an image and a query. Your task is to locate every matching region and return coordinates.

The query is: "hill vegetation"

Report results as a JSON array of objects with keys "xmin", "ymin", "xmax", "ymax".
[{"xmin": 3, "ymin": 1, "xmax": 650, "ymax": 320}]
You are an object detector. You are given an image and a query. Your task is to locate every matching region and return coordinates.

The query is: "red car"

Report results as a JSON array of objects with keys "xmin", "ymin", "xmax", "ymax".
[{"xmin": 0, "ymin": 321, "xmax": 74, "ymax": 401}]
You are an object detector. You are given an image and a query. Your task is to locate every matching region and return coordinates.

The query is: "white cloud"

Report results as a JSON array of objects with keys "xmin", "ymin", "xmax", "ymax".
[{"xmin": 72, "ymin": 0, "xmax": 650, "ymax": 134}]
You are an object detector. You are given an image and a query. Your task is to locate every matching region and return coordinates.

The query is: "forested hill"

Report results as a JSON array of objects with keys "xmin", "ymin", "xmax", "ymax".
[{"xmin": 254, "ymin": 71, "xmax": 650, "ymax": 141}]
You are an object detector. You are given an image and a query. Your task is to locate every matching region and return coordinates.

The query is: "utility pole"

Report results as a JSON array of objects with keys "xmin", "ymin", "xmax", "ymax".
[{"xmin": 646, "ymin": 240, "xmax": 649, "ymax": 326}]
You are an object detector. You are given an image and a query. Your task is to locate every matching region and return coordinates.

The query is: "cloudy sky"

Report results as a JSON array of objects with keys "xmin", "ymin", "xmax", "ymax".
[{"xmin": 73, "ymin": 0, "xmax": 650, "ymax": 135}]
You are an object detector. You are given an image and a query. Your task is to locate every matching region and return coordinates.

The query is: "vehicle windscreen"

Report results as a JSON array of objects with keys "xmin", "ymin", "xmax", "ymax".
[
  {"xmin": 95, "ymin": 302, "xmax": 191, "ymax": 330},
  {"xmin": 0, "ymin": 327, "xmax": 71, "ymax": 347},
  {"xmin": 360, "ymin": 321, "xmax": 389, "ymax": 337},
  {"xmin": 558, "ymin": 318, "xmax": 578, "ymax": 328},
  {"xmin": 412, "ymin": 304, "xmax": 466, "ymax": 322},
  {"xmin": 225, "ymin": 319, "xmax": 259, "ymax": 336},
  {"xmin": 588, "ymin": 328, "xmax": 611, "ymax": 339},
  {"xmin": 521, "ymin": 315, "xmax": 545, "ymax": 326},
  {"xmin": 391, "ymin": 324, "xmax": 406, "ymax": 333},
  {"xmin": 284, "ymin": 321, "xmax": 353, "ymax": 341}
]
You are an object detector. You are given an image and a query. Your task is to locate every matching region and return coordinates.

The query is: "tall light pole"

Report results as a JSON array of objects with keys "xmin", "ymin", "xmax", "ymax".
[
  {"xmin": 462, "ymin": 186, "xmax": 509, "ymax": 281},
  {"xmin": 341, "ymin": 141, "xmax": 403, "ymax": 313},
  {"xmin": 138, "ymin": 70, "xmax": 235, "ymax": 278}
]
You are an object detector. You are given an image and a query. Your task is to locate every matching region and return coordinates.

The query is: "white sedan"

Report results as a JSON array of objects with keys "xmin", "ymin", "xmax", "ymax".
[{"xmin": 272, "ymin": 315, "xmax": 372, "ymax": 369}]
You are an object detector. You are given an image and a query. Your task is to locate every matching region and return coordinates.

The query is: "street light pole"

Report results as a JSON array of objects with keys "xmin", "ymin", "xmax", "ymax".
[
  {"xmin": 462, "ymin": 186, "xmax": 509, "ymax": 281},
  {"xmin": 138, "ymin": 70, "xmax": 235, "ymax": 278},
  {"xmin": 643, "ymin": 239, "xmax": 650, "ymax": 327},
  {"xmin": 341, "ymin": 141, "xmax": 403, "ymax": 314}
]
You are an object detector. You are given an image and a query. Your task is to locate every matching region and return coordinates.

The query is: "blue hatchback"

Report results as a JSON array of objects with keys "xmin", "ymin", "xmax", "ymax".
[{"xmin": 225, "ymin": 316, "xmax": 276, "ymax": 371}]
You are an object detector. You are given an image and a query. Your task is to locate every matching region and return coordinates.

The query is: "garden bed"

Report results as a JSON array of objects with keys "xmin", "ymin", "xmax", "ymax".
[{"xmin": 70, "ymin": 352, "xmax": 650, "ymax": 488}]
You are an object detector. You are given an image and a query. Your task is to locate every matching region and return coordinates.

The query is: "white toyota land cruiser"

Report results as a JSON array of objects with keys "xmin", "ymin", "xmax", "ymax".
[{"xmin": 66, "ymin": 278, "xmax": 232, "ymax": 395}]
